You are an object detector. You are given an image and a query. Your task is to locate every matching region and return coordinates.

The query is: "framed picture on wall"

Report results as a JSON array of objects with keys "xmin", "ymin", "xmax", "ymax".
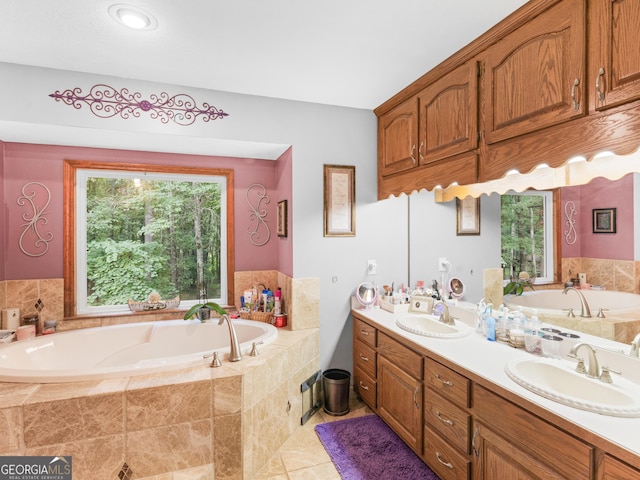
[
  {"xmin": 323, "ymin": 164, "xmax": 355, "ymax": 237},
  {"xmin": 277, "ymin": 200, "xmax": 288, "ymax": 237},
  {"xmin": 592, "ymin": 208, "xmax": 616, "ymax": 233},
  {"xmin": 456, "ymin": 196, "xmax": 480, "ymax": 235}
]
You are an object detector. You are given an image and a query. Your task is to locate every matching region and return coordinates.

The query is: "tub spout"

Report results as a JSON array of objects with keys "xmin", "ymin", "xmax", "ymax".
[
  {"xmin": 562, "ymin": 287, "xmax": 592, "ymax": 318},
  {"xmin": 630, "ymin": 333, "xmax": 640, "ymax": 358},
  {"xmin": 219, "ymin": 314, "xmax": 242, "ymax": 362}
]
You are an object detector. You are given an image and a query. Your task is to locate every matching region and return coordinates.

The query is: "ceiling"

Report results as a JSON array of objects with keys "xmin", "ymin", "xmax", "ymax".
[{"xmin": 0, "ymin": 0, "xmax": 529, "ymax": 110}]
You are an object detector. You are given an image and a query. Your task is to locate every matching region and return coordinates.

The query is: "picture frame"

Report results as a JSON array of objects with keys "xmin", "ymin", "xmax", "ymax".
[
  {"xmin": 592, "ymin": 208, "xmax": 616, "ymax": 233},
  {"xmin": 323, "ymin": 164, "xmax": 355, "ymax": 237},
  {"xmin": 277, "ymin": 200, "xmax": 288, "ymax": 237},
  {"xmin": 456, "ymin": 196, "xmax": 480, "ymax": 235}
]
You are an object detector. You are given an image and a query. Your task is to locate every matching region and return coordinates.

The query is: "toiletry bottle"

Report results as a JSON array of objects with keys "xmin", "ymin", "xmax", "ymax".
[
  {"xmin": 486, "ymin": 314, "xmax": 496, "ymax": 341},
  {"xmin": 274, "ymin": 288, "xmax": 282, "ymax": 315}
]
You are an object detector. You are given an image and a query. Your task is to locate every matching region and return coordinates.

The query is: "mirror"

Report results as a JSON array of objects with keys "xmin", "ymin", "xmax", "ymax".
[
  {"xmin": 356, "ymin": 282, "xmax": 377, "ymax": 309},
  {"xmin": 449, "ymin": 277, "xmax": 465, "ymax": 298}
]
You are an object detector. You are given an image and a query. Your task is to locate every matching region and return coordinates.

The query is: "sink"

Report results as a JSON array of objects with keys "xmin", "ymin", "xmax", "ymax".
[
  {"xmin": 396, "ymin": 314, "xmax": 472, "ymax": 339},
  {"xmin": 505, "ymin": 357, "xmax": 640, "ymax": 417}
]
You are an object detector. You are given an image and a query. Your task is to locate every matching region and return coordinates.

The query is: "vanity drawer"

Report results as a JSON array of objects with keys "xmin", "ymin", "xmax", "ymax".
[
  {"xmin": 354, "ymin": 318, "xmax": 377, "ymax": 348},
  {"xmin": 424, "ymin": 357, "xmax": 470, "ymax": 407},
  {"xmin": 378, "ymin": 332, "xmax": 422, "ymax": 380},
  {"xmin": 354, "ymin": 367, "xmax": 377, "ymax": 408},
  {"xmin": 423, "ymin": 424, "xmax": 471, "ymax": 480},
  {"xmin": 354, "ymin": 339, "xmax": 376, "ymax": 378},
  {"xmin": 425, "ymin": 390, "xmax": 470, "ymax": 454}
]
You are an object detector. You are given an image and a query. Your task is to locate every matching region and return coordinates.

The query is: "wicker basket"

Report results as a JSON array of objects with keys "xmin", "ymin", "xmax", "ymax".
[{"xmin": 240, "ymin": 311, "xmax": 274, "ymax": 324}]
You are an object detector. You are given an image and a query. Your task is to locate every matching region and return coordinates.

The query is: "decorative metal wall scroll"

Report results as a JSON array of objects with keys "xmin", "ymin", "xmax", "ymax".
[
  {"xmin": 17, "ymin": 182, "xmax": 54, "ymax": 257},
  {"xmin": 564, "ymin": 201, "xmax": 577, "ymax": 245},
  {"xmin": 246, "ymin": 184, "xmax": 271, "ymax": 246},
  {"xmin": 49, "ymin": 84, "xmax": 228, "ymax": 126}
]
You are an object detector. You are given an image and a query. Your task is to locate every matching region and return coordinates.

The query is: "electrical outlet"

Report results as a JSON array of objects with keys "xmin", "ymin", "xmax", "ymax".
[
  {"xmin": 438, "ymin": 257, "xmax": 449, "ymax": 272},
  {"xmin": 367, "ymin": 260, "xmax": 377, "ymax": 275}
]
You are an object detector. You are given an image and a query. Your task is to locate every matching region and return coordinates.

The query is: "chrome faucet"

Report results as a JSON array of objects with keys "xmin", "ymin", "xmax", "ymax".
[
  {"xmin": 434, "ymin": 301, "xmax": 455, "ymax": 325},
  {"xmin": 568, "ymin": 343, "xmax": 600, "ymax": 378},
  {"xmin": 219, "ymin": 314, "xmax": 242, "ymax": 362},
  {"xmin": 630, "ymin": 333, "xmax": 640, "ymax": 358},
  {"xmin": 562, "ymin": 287, "xmax": 592, "ymax": 318}
]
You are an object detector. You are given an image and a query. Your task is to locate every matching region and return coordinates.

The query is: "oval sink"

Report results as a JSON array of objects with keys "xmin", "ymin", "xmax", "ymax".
[
  {"xmin": 396, "ymin": 314, "xmax": 471, "ymax": 339},
  {"xmin": 505, "ymin": 357, "xmax": 640, "ymax": 417}
]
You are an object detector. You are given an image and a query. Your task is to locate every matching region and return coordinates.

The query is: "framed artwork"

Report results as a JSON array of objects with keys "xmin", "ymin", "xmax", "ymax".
[
  {"xmin": 592, "ymin": 208, "xmax": 616, "ymax": 233},
  {"xmin": 277, "ymin": 200, "xmax": 288, "ymax": 237},
  {"xmin": 323, "ymin": 164, "xmax": 355, "ymax": 237},
  {"xmin": 456, "ymin": 196, "xmax": 480, "ymax": 235}
]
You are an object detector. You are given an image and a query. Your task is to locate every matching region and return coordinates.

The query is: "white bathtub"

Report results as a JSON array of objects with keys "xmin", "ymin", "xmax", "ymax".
[
  {"xmin": 0, "ymin": 319, "xmax": 277, "ymax": 383},
  {"xmin": 504, "ymin": 289, "xmax": 640, "ymax": 316}
]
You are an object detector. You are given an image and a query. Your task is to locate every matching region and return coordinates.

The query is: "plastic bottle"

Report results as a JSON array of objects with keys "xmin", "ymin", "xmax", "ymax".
[{"xmin": 486, "ymin": 315, "xmax": 496, "ymax": 342}]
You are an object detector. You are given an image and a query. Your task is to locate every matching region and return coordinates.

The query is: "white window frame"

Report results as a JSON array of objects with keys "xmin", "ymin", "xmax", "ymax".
[{"xmin": 76, "ymin": 168, "xmax": 228, "ymax": 315}]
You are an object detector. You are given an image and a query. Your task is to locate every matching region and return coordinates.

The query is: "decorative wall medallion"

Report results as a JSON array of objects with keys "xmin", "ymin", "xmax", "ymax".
[
  {"xmin": 246, "ymin": 184, "xmax": 271, "ymax": 246},
  {"xmin": 564, "ymin": 201, "xmax": 577, "ymax": 245},
  {"xmin": 17, "ymin": 182, "xmax": 54, "ymax": 257},
  {"xmin": 49, "ymin": 84, "xmax": 228, "ymax": 126}
]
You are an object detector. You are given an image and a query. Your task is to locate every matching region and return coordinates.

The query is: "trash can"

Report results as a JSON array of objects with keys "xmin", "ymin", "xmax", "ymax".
[{"xmin": 322, "ymin": 369, "xmax": 351, "ymax": 416}]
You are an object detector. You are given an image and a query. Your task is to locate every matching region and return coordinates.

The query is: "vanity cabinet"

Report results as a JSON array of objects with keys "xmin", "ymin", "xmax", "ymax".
[
  {"xmin": 598, "ymin": 454, "xmax": 640, "ymax": 479},
  {"xmin": 482, "ymin": 0, "xmax": 586, "ymax": 144},
  {"xmin": 378, "ymin": 97, "xmax": 419, "ymax": 177},
  {"xmin": 353, "ymin": 318, "xmax": 377, "ymax": 408},
  {"xmin": 590, "ymin": 0, "xmax": 640, "ymax": 112}
]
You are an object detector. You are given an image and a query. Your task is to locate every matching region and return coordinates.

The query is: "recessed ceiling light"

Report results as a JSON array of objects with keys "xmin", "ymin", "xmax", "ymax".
[{"xmin": 108, "ymin": 4, "xmax": 158, "ymax": 30}]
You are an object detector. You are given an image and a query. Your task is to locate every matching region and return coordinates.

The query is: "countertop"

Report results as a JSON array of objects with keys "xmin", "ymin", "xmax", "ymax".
[{"xmin": 351, "ymin": 300, "xmax": 640, "ymax": 466}]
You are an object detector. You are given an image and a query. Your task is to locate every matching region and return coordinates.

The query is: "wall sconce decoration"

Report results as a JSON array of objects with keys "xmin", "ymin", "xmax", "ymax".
[
  {"xmin": 563, "ymin": 201, "xmax": 577, "ymax": 245},
  {"xmin": 592, "ymin": 208, "xmax": 616, "ymax": 233},
  {"xmin": 49, "ymin": 84, "xmax": 228, "ymax": 126},
  {"xmin": 17, "ymin": 182, "xmax": 54, "ymax": 257},
  {"xmin": 246, "ymin": 184, "xmax": 271, "ymax": 246}
]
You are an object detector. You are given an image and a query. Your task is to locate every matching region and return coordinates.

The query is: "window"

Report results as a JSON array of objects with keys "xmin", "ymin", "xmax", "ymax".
[
  {"xmin": 501, "ymin": 190, "xmax": 555, "ymax": 284},
  {"xmin": 64, "ymin": 161, "xmax": 235, "ymax": 316}
]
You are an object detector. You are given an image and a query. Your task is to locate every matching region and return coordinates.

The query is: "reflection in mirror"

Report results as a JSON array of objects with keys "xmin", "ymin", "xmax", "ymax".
[{"xmin": 356, "ymin": 282, "xmax": 377, "ymax": 309}]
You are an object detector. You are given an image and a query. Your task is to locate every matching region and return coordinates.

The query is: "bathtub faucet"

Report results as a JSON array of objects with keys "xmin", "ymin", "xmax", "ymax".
[
  {"xmin": 562, "ymin": 287, "xmax": 592, "ymax": 318},
  {"xmin": 630, "ymin": 332, "xmax": 640, "ymax": 358},
  {"xmin": 219, "ymin": 314, "xmax": 242, "ymax": 362}
]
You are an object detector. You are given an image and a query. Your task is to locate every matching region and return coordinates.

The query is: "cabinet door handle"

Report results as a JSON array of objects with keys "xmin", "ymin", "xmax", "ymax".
[
  {"xmin": 571, "ymin": 77, "xmax": 580, "ymax": 111},
  {"xmin": 435, "ymin": 452, "xmax": 453, "ymax": 469},
  {"xmin": 418, "ymin": 141, "xmax": 425, "ymax": 161},
  {"xmin": 359, "ymin": 353, "xmax": 369, "ymax": 362},
  {"xmin": 596, "ymin": 67, "xmax": 605, "ymax": 102},
  {"xmin": 435, "ymin": 374, "xmax": 453, "ymax": 387},
  {"xmin": 472, "ymin": 426, "xmax": 480, "ymax": 457},
  {"xmin": 410, "ymin": 144, "xmax": 417, "ymax": 162},
  {"xmin": 413, "ymin": 385, "xmax": 420, "ymax": 409},
  {"xmin": 435, "ymin": 410, "xmax": 454, "ymax": 426},
  {"xmin": 358, "ymin": 381, "xmax": 369, "ymax": 391},
  {"xmin": 359, "ymin": 329, "xmax": 369, "ymax": 336}
]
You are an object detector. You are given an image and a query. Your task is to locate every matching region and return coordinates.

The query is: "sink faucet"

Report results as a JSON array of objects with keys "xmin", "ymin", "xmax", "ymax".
[
  {"xmin": 434, "ymin": 301, "xmax": 455, "ymax": 325},
  {"xmin": 218, "ymin": 314, "xmax": 242, "ymax": 362},
  {"xmin": 562, "ymin": 287, "xmax": 592, "ymax": 318},
  {"xmin": 568, "ymin": 343, "xmax": 600, "ymax": 378},
  {"xmin": 630, "ymin": 333, "xmax": 640, "ymax": 358}
]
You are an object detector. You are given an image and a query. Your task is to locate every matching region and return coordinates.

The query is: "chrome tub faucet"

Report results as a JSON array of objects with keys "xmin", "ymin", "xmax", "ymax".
[
  {"xmin": 562, "ymin": 287, "xmax": 592, "ymax": 318},
  {"xmin": 219, "ymin": 314, "xmax": 242, "ymax": 362},
  {"xmin": 630, "ymin": 333, "xmax": 640, "ymax": 358}
]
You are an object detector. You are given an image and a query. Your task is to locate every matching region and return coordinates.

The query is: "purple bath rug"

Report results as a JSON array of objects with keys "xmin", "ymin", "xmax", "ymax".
[{"xmin": 315, "ymin": 414, "xmax": 439, "ymax": 480}]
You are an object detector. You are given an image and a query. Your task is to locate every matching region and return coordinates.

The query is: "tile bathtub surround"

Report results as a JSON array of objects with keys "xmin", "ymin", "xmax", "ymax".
[
  {"xmin": 561, "ymin": 257, "xmax": 640, "ymax": 293},
  {"xmin": 0, "ymin": 327, "xmax": 320, "ymax": 480}
]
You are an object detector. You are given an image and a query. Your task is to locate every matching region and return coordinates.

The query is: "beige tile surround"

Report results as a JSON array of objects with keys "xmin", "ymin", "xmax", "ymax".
[{"xmin": 0, "ymin": 272, "xmax": 321, "ymax": 480}]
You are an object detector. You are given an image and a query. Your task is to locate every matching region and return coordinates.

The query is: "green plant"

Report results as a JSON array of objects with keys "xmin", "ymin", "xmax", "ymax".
[
  {"xmin": 183, "ymin": 301, "xmax": 226, "ymax": 320},
  {"xmin": 503, "ymin": 277, "xmax": 535, "ymax": 296}
]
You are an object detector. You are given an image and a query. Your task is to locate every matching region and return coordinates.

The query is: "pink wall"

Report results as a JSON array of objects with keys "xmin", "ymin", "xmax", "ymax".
[
  {"xmin": 1, "ymin": 142, "xmax": 293, "ymax": 280},
  {"xmin": 561, "ymin": 175, "xmax": 634, "ymax": 260},
  {"xmin": 275, "ymin": 148, "xmax": 293, "ymax": 277},
  {"xmin": 0, "ymin": 141, "xmax": 5, "ymax": 281}
]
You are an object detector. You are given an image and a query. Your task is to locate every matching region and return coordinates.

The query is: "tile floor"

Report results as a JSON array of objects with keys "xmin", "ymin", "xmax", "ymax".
[{"xmin": 254, "ymin": 389, "xmax": 374, "ymax": 479}]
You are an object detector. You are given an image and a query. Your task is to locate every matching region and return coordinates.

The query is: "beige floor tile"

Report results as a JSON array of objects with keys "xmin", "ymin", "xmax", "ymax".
[{"xmin": 287, "ymin": 462, "xmax": 342, "ymax": 480}]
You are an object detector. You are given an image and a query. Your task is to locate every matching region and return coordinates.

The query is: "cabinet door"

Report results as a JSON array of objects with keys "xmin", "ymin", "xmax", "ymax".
[
  {"xmin": 418, "ymin": 61, "xmax": 478, "ymax": 164},
  {"xmin": 598, "ymin": 454, "xmax": 640, "ymax": 480},
  {"xmin": 377, "ymin": 355, "xmax": 422, "ymax": 454},
  {"xmin": 591, "ymin": 0, "xmax": 640, "ymax": 111},
  {"xmin": 378, "ymin": 97, "xmax": 419, "ymax": 177},
  {"xmin": 484, "ymin": 0, "xmax": 586, "ymax": 144}
]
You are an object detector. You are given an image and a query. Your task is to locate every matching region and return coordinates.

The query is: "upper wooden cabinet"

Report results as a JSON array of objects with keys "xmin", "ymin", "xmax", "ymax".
[
  {"xmin": 378, "ymin": 97, "xmax": 418, "ymax": 177},
  {"xmin": 483, "ymin": 0, "xmax": 586, "ymax": 144},
  {"xmin": 418, "ymin": 61, "xmax": 478, "ymax": 164},
  {"xmin": 590, "ymin": 0, "xmax": 640, "ymax": 111}
]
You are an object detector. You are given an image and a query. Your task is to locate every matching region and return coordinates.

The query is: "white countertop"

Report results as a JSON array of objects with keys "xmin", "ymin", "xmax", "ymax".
[{"xmin": 352, "ymin": 301, "xmax": 640, "ymax": 462}]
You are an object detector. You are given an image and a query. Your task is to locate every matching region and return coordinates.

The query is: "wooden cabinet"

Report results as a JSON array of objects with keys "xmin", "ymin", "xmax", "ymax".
[
  {"xmin": 590, "ymin": 0, "xmax": 640, "ymax": 112},
  {"xmin": 353, "ymin": 318, "xmax": 377, "ymax": 409},
  {"xmin": 473, "ymin": 384, "xmax": 593, "ymax": 479},
  {"xmin": 418, "ymin": 61, "xmax": 478, "ymax": 164},
  {"xmin": 483, "ymin": 0, "xmax": 586, "ymax": 144},
  {"xmin": 378, "ymin": 97, "xmax": 419, "ymax": 177},
  {"xmin": 598, "ymin": 454, "xmax": 640, "ymax": 480}
]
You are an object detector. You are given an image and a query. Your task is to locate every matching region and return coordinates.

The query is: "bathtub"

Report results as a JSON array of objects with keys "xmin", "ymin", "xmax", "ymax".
[
  {"xmin": 504, "ymin": 289, "xmax": 640, "ymax": 317},
  {"xmin": 0, "ymin": 319, "xmax": 277, "ymax": 383}
]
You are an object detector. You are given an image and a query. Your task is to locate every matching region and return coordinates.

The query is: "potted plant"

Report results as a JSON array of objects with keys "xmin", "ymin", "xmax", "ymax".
[
  {"xmin": 503, "ymin": 272, "xmax": 535, "ymax": 296},
  {"xmin": 183, "ymin": 300, "xmax": 226, "ymax": 321}
]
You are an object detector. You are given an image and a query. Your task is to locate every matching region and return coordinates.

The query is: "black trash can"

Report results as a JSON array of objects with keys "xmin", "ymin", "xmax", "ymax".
[{"xmin": 322, "ymin": 369, "xmax": 351, "ymax": 416}]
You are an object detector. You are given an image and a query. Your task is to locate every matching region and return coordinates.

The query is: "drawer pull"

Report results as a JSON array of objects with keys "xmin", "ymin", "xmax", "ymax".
[
  {"xmin": 359, "ymin": 381, "xmax": 369, "ymax": 391},
  {"xmin": 472, "ymin": 427, "xmax": 479, "ymax": 457},
  {"xmin": 596, "ymin": 66, "xmax": 605, "ymax": 102},
  {"xmin": 435, "ymin": 410, "xmax": 454, "ymax": 426},
  {"xmin": 360, "ymin": 329, "xmax": 370, "ymax": 336},
  {"xmin": 571, "ymin": 77, "xmax": 580, "ymax": 111},
  {"xmin": 413, "ymin": 385, "xmax": 420, "ymax": 409},
  {"xmin": 435, "ymin": 374, "xmax": 453, "ymax": 387},
  {"xmin": 435, "ymin": 452, "xmax": 453, "ymax": 469},
  {"xmin": 359, "ymin": 353, "xmax": 369, "ymax": 362}
]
